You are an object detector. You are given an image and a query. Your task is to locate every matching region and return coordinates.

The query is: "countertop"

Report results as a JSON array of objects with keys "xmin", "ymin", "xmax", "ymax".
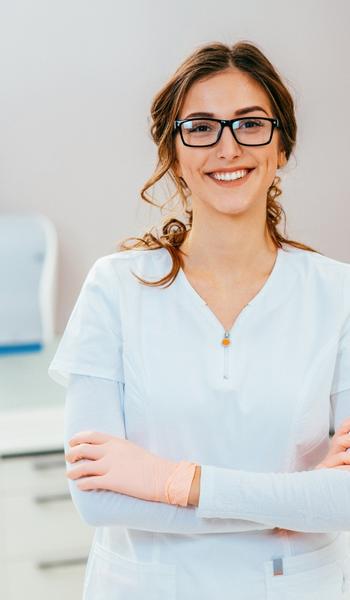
[{"xmin": 0, "ymin": 336, "xmax": 65, "ymax": 456}]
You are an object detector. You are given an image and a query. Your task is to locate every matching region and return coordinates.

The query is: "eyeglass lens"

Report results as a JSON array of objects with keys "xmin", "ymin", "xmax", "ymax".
[{"xmin": 181, "ymin": 118, "xmax": 273, "ymax": 146}]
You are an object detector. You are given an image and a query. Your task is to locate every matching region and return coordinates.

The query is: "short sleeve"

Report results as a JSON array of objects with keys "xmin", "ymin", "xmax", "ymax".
[
  {"xmin": 330, "ymin": 269, "xmax": 350, "ymax": 395},
  {"xmin": 48, "ymin": 256, "xmax": 124, "ymax": 387}
]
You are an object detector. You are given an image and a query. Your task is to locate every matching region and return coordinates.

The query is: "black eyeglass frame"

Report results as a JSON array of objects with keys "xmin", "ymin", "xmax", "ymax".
[{"xmin": 173, "ymin": 116, "xmax": 280, "ymax": 147}]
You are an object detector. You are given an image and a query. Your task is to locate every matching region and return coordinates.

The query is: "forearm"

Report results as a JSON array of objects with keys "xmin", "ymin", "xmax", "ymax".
[
  {"xmin": 192, "ymin": 388, "xmax": 350, "ymax": 533},
  {"xmin": 196, "ymin": 464, "xmax": 350, "ymax": 533}
]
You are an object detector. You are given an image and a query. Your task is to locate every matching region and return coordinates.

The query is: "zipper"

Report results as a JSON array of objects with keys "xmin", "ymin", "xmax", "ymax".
[
  {"xmin": 222, "ymin": 331, "xmax": 231, "ymax": 380},
  {"xmin": 220, "ymin": 305, "xmax": 250, "ymax": 380}
]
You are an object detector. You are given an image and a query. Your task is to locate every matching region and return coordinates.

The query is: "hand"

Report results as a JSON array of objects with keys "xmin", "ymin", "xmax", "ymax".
[
  {"xmin": 315, "ymin": 418, "xmax": 350, "ymax": 471},
  {"xmin": 65, "ymin": 430, "xmax": 198, "ymax": 506}
]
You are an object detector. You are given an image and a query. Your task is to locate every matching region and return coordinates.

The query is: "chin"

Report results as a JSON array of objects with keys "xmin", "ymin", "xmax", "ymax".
[{"xmin": 212, "ymin": 197, "xmax": 253, "ymax": 215}]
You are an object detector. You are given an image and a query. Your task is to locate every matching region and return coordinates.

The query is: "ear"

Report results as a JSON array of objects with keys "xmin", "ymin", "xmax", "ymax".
[{"xmin": 277, "ymin": 149, "xmax": 287, "ymax": 170}]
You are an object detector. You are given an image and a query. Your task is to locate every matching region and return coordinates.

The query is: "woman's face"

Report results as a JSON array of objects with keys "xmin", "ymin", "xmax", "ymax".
[{"xmin": 174, "ymin": 68, "xmax": 286, "ymax": 217}]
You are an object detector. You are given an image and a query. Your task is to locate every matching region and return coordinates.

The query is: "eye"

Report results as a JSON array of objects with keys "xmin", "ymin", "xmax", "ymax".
[
  {"xmin": 183, "ymin": 120, "xmax": 216, "ymax": 133},
  {"xmin": 238, "ymin": 119, "xmax": 264, "ymax": 129},
  {"xmin": 192, "ymin": 124, "xmax": 212, "ymax": 132}
]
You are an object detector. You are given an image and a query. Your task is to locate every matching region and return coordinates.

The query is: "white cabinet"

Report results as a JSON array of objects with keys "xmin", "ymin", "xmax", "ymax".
[
  {"xmin": 0, "ymin": 448, "xmax": 93, "ymax": 600},
  {"xmin": 0, "ymin": 338, "xmax": 94, "ymax": 600}
]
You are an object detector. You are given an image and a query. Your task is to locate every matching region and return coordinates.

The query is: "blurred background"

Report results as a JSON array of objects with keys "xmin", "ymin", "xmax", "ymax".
[{"xmin": 0, "ymin": 0, "xmax": 349, "ymax": 598}]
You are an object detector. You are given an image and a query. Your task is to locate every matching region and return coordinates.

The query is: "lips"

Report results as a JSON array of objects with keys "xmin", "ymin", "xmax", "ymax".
[{"xmin": 206, "ymin": 168, "xmax": 255, "ymax": 187}]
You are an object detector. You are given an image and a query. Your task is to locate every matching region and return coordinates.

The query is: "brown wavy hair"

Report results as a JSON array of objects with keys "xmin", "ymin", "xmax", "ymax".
[{"xmin": 116, "ymin": 40, "xmax": 321, "ymax": 287}]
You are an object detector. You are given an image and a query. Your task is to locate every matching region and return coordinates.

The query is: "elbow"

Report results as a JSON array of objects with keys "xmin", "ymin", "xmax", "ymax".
[{"xmin": 67, "ymin": 481, "xmax": 109, "ymax": 527}]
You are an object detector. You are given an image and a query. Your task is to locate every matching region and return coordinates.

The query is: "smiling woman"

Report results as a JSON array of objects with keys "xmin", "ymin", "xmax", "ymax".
[
  {"xmin": 48, "ymin": 40, "xmax": 350, "ymax": 600},
  {"xmin": 117, "ymin": 40, "xmax": 319, "ymax": 287}
]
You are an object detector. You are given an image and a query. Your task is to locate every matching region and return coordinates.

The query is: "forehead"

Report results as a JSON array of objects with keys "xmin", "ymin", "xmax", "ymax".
[{"xmin": 179, "ymin": 68, "xmax": 272, "ymax": 118}]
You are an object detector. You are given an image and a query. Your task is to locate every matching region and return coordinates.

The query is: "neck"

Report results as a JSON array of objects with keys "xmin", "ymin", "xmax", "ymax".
[{"xmin": 179, "ymin": 207, "xmax": 278, "ymax": 285}]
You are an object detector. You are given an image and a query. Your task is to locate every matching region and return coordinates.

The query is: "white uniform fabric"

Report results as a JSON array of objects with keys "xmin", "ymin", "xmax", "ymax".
[{"xmin": 48, "ymin": 245, "xmax": 350, "ymax": 599}]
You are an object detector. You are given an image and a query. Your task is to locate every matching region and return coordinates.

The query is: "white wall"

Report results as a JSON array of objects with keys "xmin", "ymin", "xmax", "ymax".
[{"xmin": 0, "ymin": 0, "xmax": 349, "ymax": 331}]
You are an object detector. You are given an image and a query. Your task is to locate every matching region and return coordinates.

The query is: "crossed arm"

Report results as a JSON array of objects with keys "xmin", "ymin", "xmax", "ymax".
[{"xmin": 64, "ymin": 373, "xmax": 350, "ymax": 534}]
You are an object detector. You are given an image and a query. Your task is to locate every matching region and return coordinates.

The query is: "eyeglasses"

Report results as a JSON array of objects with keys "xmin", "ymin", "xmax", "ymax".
[{"xmin": 173, "ymin": 116, "xmax": 280, "ymax": 147}]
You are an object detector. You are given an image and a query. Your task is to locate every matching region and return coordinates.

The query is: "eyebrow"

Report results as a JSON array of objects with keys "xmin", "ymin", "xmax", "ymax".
[{"xmin": 182, "ymin": 105, "xmax": 269, "ymax": 119}]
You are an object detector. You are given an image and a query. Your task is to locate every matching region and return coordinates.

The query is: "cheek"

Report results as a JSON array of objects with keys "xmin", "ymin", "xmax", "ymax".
[
  {"xmin": 175, "ymin": 142, "xmax": 208, "ymax": 179},
  {"xmin": 176, "ymin": 158, "xmax": 204, "ymax": 182}
]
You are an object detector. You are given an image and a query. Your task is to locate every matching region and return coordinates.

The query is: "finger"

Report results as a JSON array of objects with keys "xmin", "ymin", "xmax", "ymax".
[
  {"xmin": 69, "ymin": 431, "xmax": 112, "ymax": 447},
  {"xmin": 65, "ymin": 443, "xmax": 103, "ymax": 463},
  {"xmin": 330, "ymin": 434, "xmax": 350, "ymax": 456},
  {"xmin": 336, "ymin": 434, "xmax": 350, "ymax": 450},
  {"xmin": 320, "ymin": 451, "xmax": 350, "ymax": 468},
  {"xmin": 323, "ymin": 455, "xmax": 342, "ymax": 468},
  {"xmin": 318, "ymin": 454, "xmax": 344, "ymax": 468},
  {"xmin": 335, "ymin": 419, "xmax": 350, "ymax": 435},
  {"xmin": 332, "ymin": 465, "xmax": 350, "ymax": 471},
  {"xmin": 339, "ymin": 451, "xmax": 350, "ymax": 463},
  {"xmin": 77, "ymin": 475, "xmax": 106, "ymax": 491},
  {"xmin": 66, "ymin": 460, "xmax": 103, "ymax": 480}
]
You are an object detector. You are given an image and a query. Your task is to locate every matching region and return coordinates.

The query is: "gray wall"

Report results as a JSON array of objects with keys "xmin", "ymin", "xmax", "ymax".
[{"xmin": 0, "ymin": 0, "xmax": 349, "ymax": 332}]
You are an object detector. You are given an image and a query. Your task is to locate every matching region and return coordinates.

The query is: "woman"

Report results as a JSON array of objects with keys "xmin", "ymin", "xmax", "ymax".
[{"xmin": 48, "ymin": 41, "xmax": 350, "ymax": 599}]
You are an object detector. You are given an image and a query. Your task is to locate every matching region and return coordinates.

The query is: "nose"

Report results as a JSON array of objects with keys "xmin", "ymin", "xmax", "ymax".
[{"xmin": 215, "ymin": 123, "xmax": 243, "ymax": 160}]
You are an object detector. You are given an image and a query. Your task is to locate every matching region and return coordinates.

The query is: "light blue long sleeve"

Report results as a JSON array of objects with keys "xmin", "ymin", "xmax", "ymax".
[
  {"xmin": 196, "ymin": 464, "xmax": 350, "ymax": 533},
  {"xmin": 64, "ymin": 373, "xmax": 270, "ymax": 533}
]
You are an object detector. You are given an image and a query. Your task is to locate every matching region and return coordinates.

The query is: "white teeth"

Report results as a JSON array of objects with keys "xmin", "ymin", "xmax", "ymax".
[{"xmin": 211, "ymin": 169, "xmax": 249, "ymax": 181}]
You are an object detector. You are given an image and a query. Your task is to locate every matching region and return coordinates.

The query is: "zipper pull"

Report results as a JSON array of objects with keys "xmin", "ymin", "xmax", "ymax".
[
  {"xmin": 222, "ymin": 330, "xmax": 230, "ymax": 379},
  {"xmin": 221, "ymin": 331, "xmax": 231, "ymax": 347}
]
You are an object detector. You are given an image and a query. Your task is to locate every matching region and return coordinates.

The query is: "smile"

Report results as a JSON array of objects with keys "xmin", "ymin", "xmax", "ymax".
[{"xmin": 207, "ymin": 168, "xmax": 254, "ymax": 187}]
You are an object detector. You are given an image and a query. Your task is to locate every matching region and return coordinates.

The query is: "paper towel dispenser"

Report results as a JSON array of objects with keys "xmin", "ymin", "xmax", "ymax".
[{"xmin": 0, "ymin": 213, "xmax": 57, "ymax": 354}]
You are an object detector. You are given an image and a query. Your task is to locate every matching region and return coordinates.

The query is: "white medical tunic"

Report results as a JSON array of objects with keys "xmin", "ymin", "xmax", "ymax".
[{"xmin": 48, "ymin": 245, "xmax": 350, "ymax": 599}]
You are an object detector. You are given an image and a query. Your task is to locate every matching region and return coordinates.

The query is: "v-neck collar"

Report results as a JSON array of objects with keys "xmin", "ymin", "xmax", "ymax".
[
  {"xmin": 153, "ymin": 244, "xmax": 299, "ymax": 335},
  {"xmin": 177, "ymin": 247, "xmax": 285, "ymax": 309}
]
